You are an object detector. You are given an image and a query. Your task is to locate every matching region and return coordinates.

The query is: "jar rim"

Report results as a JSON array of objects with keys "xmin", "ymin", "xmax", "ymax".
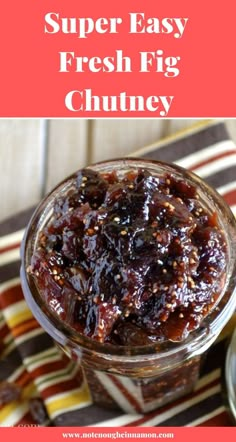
[{"xmin": 20, "ymin": 158, "xmax": 236, "ymax": 361}]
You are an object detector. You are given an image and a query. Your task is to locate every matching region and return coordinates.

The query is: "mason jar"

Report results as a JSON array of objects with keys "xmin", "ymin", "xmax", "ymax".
[{"xmin": 20, "ymin": 159, "xmax": 236, "ymax": 413}]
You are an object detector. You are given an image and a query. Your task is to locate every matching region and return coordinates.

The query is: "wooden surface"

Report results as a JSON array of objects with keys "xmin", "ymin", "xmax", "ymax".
[{"xmin": 1, "ymin": 119, "xmax": 236, "ymax": 222}]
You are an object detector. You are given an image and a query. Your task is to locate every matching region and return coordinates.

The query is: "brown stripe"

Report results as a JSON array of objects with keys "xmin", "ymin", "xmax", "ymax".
[
  {"xmin": 203, "ymin": 164, "xmax": 236, "ymax": 189},
  {"xmin": 0, "ymin": 207, "xmax": 34, "ymax": 237},
  {"xmin": 124, "ymin": 377, "xmax": 220, "ymax": 427},
  {"xmin": 159, "ymin": 392, "xmax": 223, "ymax": 427},
  {"xmin": 18, "ymin": 332, "xmax": 54, "ymax": 359},
  {"xmin": 0, "ymin": 260, "xmax": 21, "ymax": 283},
  {"xmin": 53, "ymin": 403, "xmax": 122, "ymax": 427},
  {"xmin": 12, "ymin": 318, "xmax": 39, "ymax": 339},
  {"xmin": 0, "ymin": 284, "xmax": 24, "ymax": 308},
  {"xmin": 201, "ymin": 339, "xmax": 226, "ymax": 376},
  {"xmin": 0, "ymin": 348, "xmax": 23, "ymax": 381},
  {"xmin": 140, "ymin": 122, "xmax": 230, "ymax": 163}
]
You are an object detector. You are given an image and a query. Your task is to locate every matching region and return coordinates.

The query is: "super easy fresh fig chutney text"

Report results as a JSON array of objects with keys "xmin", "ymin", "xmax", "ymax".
[{"xmin": 44, "ymin": 12, "xmax": 189, "ymax": 116}]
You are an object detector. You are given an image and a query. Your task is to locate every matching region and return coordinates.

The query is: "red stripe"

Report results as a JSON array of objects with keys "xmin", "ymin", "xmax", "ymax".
[
  {"xmin": 16, "ymin": 369, "xmax": 33, "ymax": 389},
  {"xmin": 0, "ymin": 285, "xmax": 24, "ymax": 308},
  {"xmin": 109, "ymin": 374, "xmax": 143, "ymax": 413},
  {"xmin": 190, "ymin": 150, "xmax": 236, "ymax": 172},
  {"xmin": 221, "ymin": 189, "xmax": 236, "ymax": 207},
  {"xmin": 41, "ymin": 376, "xmax": 84, "ymax": 399},
  {"xmin": 14, "ymin": 410, "xmax": 39, "ymax": 427},
  {"xmin": 197, "ymin": 410, "xmax": 232, "ymax": 426},
  {"xmin": 11, "ymin": 317, "xmax": 39, "ymax": 339},
  {"xmin": 30, "ymin": 360, "xmax": 67, "ymax": 379},
  {"xmin": 124, "ymin": 377, "xmax": 220, "ymax": 426},
  {"xmin": 0, "ymin": 242, "xmax": 21, "ymax": 255},
  {"xmin": 0, "ymin": 322, "xmax": 10, "ymax": 340},
  {"xmin": 29, "ymin": 356, "xmax": 73, "ymax": 382}
]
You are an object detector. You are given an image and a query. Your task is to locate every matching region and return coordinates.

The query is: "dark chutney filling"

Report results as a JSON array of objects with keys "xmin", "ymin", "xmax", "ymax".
[{"xmin": 29, "ymin": 168, "xmax": 227, "ymax": 344}]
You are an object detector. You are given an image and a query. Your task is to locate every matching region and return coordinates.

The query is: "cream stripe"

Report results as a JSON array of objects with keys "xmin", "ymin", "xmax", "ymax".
[
  {"xmin": 0, "ymin": 402, "xmax": 29, "ymax": 427},
  {"xmin": 37, "ymin": 369, "xmax": 78, "ymax": 392},
  {"xmin": 3, "ymin": 299, "xmax": 28, "ymax": 320},
  {"xmin": 3, "ymin": 331, "xmax": 13, "ymax": 344},
  {"xmin": 94, "ymin": 371, "xmax": 137, "ymax": 414},
  {"xmin": 0, "ymin": 340, "xmax": 16, "ymax": 358},
  {"xmin": 93, "ymin": 376, "xmax": 221, "ymax": 428},
  {"xmin": 36, "ymin": 362, "xmax": 78, "ymax": 390},
  {"xmin": 0, "ymin": 229, "xmax": 25, "ymax": 250},
  {"xmin": 230, "ymin": 204, "xmax": 236, "ymax": 215},
  {"xmin": 4, "ymin": 310, "xmax": 33, "ymax": 330},
  {"xmin": 25, "ymin": 351, "xmax": 61, "ymax": 371},
  {"xmin": 3, "ymin": 300, "xmax": 33, "ymax": 330},
  {"xmin": 15, "ymin": 327, "xmax": 44, "ymax": 346},
  {"xmin": 93, "ymin": 414, "xmax": 143, "ymax": 428},
  {"xmin": 27, "ymin": 353, "xmax": 62, "ymax": 373},
  {"xmin": 185, "ymin": 405, "xmax": 226, "ymax": 427},
  {"xmin": 0, "ymin": 248, "xmax": 20, "ymax": 266},
  {"xmin": 3, "ymin": 332, "xmax": 14, "ymax": 348},
  {"xmin": 8, "ymin": 365, "xmax": 26, "ymax": 383},
  {"xmin": 98, "ymin": 384, "xmax": 222, "ymax": 427},
  {"xmin": 117, "ymin": 375, "xmax": 171, "ymax": 413},
  {"xmin": 45, "ymin": 387, "xmax": 90, "ymax": 405},
  {"xmin": 116, "ymin": 376, "xmax": 144, "ymax": 408},
  {"xmin": 45, "ymin": 384, "xmax": 92, "ymax": 418},
  {"xmin": 176, "ymin": 140, "xmax": 236, "ymax": 170},
  {"xmin": 36, "ymin": 360, "xmax": 74, "ymax": 383},
  {"xmin": 217, "ymin": 180, "xmax": 236, "ymax": 195},
  {"xmin": 140, "ymin": 385, "xmax": 221, "ymax": 426},
  {"xmin": 0, "ymin": 277, "xmax": 20, "ymax": 293},
  {"xmin": 188, "ymin": 154, "xmax": 236, "ymax": 178},
  {"xmin": 23, "ymin": 346, "xmax": 59, "ymax": 364},
  {"xmin": 194, "ymin": 368, "xmax": 221, "ymax": 391}
]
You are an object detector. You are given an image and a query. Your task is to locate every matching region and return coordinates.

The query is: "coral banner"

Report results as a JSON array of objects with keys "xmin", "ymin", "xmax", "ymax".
[
  {"xmin": 0, "ymin": 427, "xmax": 235, "ymax": 441},
  {"xmin": 0, "ymin": 0, "xmax": 235, "ymax": 116}
]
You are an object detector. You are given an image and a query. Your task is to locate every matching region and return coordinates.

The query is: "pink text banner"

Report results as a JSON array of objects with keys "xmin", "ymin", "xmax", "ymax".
[{"xmin": 0, "ymin": 0, "xmax": 235, "ymax": 117}]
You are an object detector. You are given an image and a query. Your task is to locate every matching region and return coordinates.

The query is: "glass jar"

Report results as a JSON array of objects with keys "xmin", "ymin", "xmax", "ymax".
[
  {"xmin": 225, "ymin": 328, "xmax": 236, "ymax": 422},
  {"xmin": 20, "ymin": 158, "xmax": 236, "ymax": 414}
]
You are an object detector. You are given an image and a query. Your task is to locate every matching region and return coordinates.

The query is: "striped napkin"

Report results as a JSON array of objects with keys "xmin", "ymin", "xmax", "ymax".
[{"xmin": 0, "ymin": 121, "xmax": 236, "ymax": 427}]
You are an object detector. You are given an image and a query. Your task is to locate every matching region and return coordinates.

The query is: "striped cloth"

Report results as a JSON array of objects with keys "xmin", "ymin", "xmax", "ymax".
[{"xmin": 0, "ymin": 120, "xmax": 236, "ymax": 427}]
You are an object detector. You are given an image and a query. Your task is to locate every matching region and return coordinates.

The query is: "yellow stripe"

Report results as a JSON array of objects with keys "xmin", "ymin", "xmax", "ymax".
[
  {"xmin": 22, "ymin": 381, "xmax": 38, "ymax": 400},
  {"xmin": 46, "ymin": 385, "xmax": 91, "ymax": 417},
  {"xmin": 0, "ymin": 400, "xmax": 25, "ymax": 423},
  {"xmin": 0, "ymin": 383, "xmax": 38, "ymax": 425},
  {"xmin": 6, "ymin": 308, "xmax": 33, "ymax": 329}
]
